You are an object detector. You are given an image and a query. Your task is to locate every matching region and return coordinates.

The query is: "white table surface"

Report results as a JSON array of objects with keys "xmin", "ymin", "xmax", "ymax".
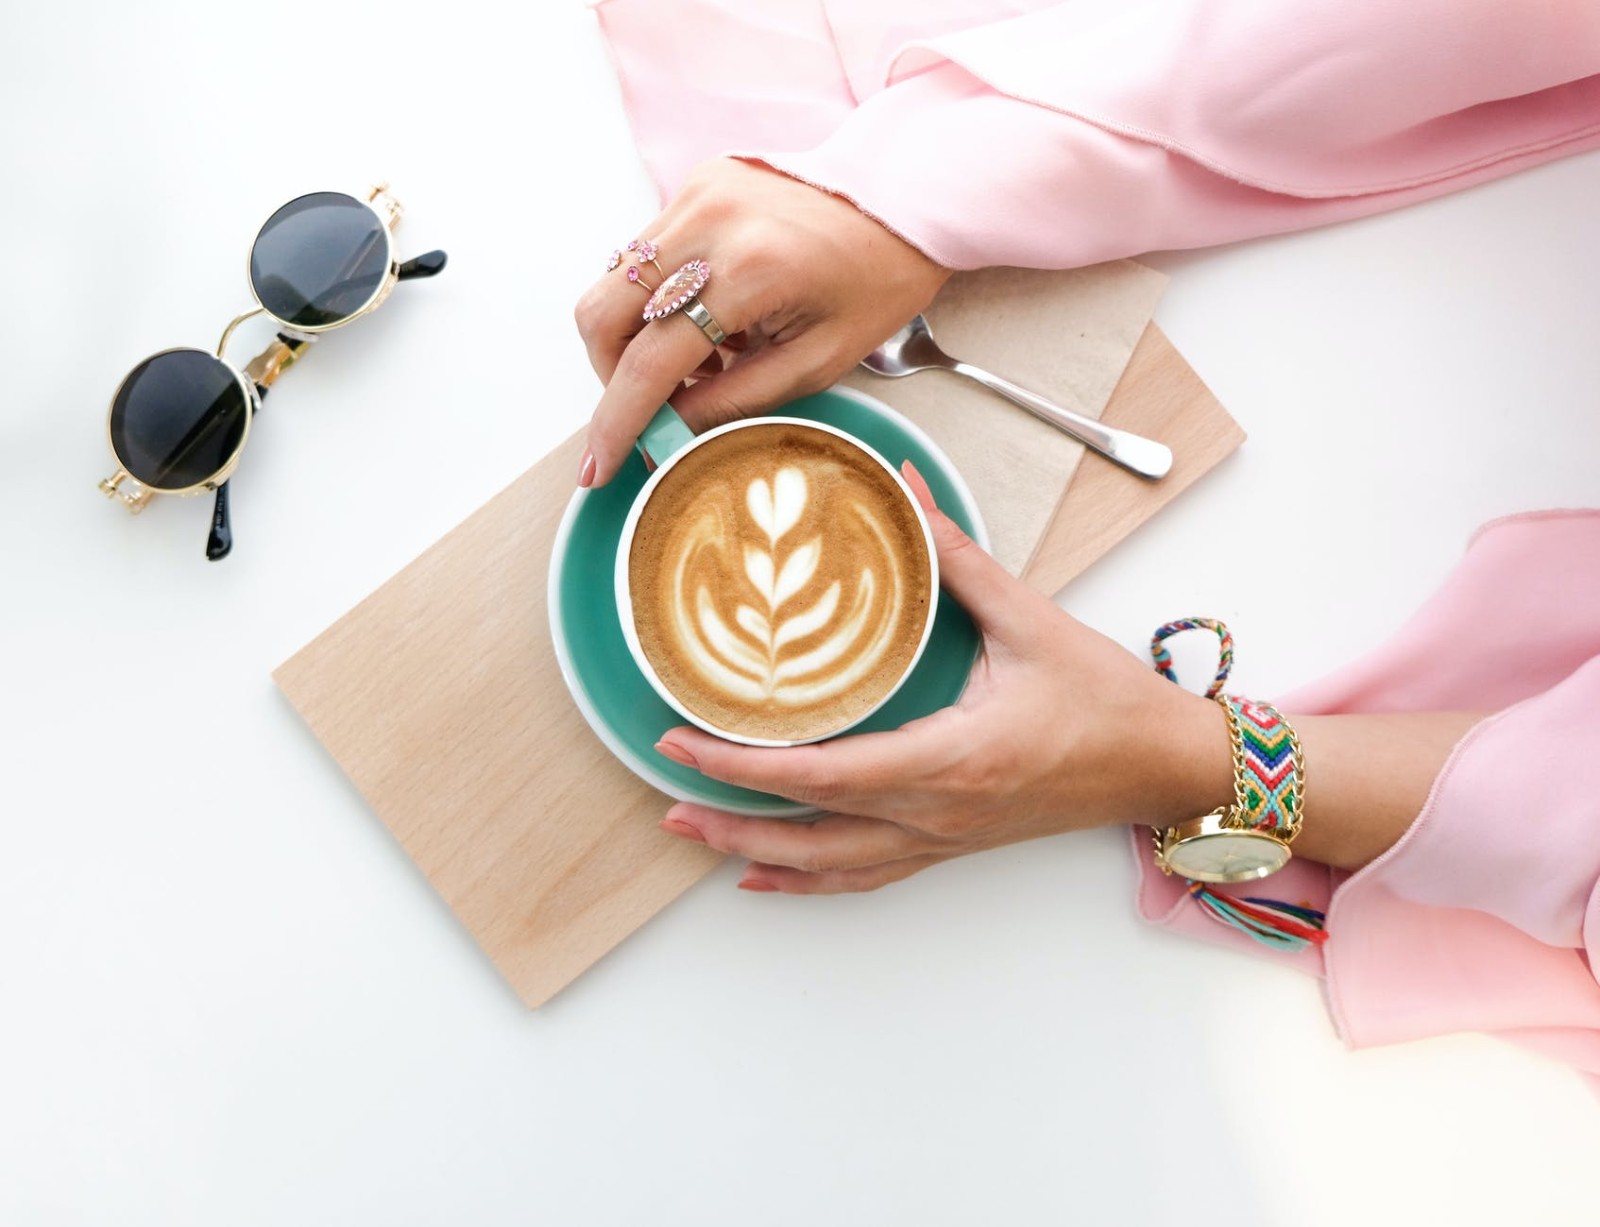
[{"xmin": 4, "ymin": 5, "xmax": 1597, "ymax": 1224}]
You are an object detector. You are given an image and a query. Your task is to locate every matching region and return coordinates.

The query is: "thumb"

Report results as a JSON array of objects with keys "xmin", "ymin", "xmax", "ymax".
[{"xmin": 901, "ymin": 460, "xmax": 1048, "ymax": 646}]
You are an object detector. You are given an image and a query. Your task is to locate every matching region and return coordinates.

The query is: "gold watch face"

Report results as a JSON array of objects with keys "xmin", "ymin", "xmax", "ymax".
[{"xmin": 1165, "ymin": 830, "xmax": 1291, "ymax": 884}]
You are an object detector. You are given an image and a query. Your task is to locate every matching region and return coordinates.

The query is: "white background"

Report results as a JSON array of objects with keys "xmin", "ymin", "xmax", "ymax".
[{"xmin": 3, "ymin": 3, "xmax": 1597, "ymax": 1224}]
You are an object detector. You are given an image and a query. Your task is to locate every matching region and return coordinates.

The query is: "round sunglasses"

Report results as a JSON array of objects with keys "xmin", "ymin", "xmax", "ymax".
[{"xmin": 99, "ymin": 185, "xmax": 447, "ymax": 559}]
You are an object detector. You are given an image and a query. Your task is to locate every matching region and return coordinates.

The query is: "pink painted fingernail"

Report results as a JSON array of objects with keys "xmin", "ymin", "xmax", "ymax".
[
  {"xmin": 655, "ymin": 740, "xmax": 699, "ymax": 769},
  {"xmin": 660, "ymin": 818, "xmax": 706, "ymax": 843},
  {"xmin": 739, "ymin": 879, "xmax": 778, "ymax": 893},
  {"xmin": 577, "ymin": 448, "xmax": 596, "ymax": 488}
]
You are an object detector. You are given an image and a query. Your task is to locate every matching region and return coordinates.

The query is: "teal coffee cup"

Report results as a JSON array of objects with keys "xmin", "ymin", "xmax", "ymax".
[
  {"xmin": 548, "ymin": 387, "xmax": 986, "ymax": 815},
  {"xmin": 615, "ymin": 405, "xmax": 940, "ymax": 748}
]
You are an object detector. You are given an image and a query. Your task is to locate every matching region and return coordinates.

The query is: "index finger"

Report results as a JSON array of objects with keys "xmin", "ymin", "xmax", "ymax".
[{"xmin": 583, "ymin": 313, "xmax": 718, "ymax": 487}]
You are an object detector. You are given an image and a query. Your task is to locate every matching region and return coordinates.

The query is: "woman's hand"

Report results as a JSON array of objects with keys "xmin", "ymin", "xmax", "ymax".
[
  {"xmin": 652, "ymin": 464, "xmax": 1235, "ymax": 894},
  {"xmin": 574, "ymin": 158, "xmax": 950, "ymax": 487}
]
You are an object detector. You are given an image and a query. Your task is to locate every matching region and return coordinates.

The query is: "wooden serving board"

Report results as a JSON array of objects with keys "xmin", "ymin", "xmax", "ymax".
[
  {"xmin": 274, "ymin": 316, "xmax": 1242, "ymax": 1008},
  {"xmin": 1027, "ymin": 324, "xmax": 1244, "ymax": 595}
]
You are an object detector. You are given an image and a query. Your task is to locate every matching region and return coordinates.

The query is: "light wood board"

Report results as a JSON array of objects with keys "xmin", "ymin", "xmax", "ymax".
[
  {"xmin": 274, "ymin": 321, "xmax": 1242, "ymax": 1008},
  {"xmin": 1027, "ymin": 324, "xmax": 1244, "ymax": 595}
]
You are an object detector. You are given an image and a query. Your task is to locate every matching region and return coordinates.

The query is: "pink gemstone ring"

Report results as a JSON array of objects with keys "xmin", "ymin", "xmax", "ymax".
[
  {"xmin": 608, "ymin": 237, "xmax": 663, "ymax": 275},
  {"xmin": 642, "ymin": 259, "xmax": 712, "ymax": 321},
  {"xmin": 641, "ymin": 259, "xmax": 726, "ymax": 346}
]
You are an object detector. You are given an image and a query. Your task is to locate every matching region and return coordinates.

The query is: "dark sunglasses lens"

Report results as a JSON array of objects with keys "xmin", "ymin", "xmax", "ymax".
[
  {"xmin": 250, "ymin": 191, "xmax": 389, "ymax": 328},
  {"xmin": 109, "ymin": 350, "xmax": 250, "ymax": 490}
]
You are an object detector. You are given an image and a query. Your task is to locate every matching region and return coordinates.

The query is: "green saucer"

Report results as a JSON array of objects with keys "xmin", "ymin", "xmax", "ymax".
[{"xmin": 547, "ymin": 386, "xmax": 984, "ymax": 817}]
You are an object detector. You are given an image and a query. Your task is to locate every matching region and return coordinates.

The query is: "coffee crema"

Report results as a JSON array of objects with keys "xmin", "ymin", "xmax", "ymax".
[{"xmin": 628, "ymin": 421, "xmax": 935, "ymax": 743}]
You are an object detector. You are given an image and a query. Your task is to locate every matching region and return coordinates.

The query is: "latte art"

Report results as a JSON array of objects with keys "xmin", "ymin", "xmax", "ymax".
[
  {"xmin": 628, "ymin": 422, "xmax": 935, "ymax": 743},
  {"xmin": 679, "ymin": 464, "xmax": 902, "ymax": 704}
]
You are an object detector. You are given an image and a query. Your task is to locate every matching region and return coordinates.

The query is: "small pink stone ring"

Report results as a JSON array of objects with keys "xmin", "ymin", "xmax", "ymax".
[
  {"xmin": 641, "ymin": 258, "xmax": 726, "ymax": 346},
  {"xmin": 607, "ymin": 237, "xmax": 664, "ymax": 276}
]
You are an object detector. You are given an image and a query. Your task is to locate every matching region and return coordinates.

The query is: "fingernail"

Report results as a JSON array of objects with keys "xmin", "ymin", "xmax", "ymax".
[
  {"xmin": 738, "ymin": 879, "xmax": 778, "ymax": 893},
  {"xmin": 660, "ymin": 818, "xmax": 706, "ymax": 843},
  {"xmin": 577, "ymin": 448, "xmax": 596, "ymax": 488},
  {"xmin": 654, "ymin": 739, "xmax": 699, "ymax": 769},
  {"xmin": 900, "ymin": 460, "xmax": 934, "ymax": 507}
]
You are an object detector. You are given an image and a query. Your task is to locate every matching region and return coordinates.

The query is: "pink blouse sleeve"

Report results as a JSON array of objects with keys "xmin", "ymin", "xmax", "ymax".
[
  {"xmin": 1133, "ymin": 512, "xmax": 1600, "ymax": 1095},
  {"xmin": 593, "ymin": 0, "xmax": 1600, "ymax": 270}
]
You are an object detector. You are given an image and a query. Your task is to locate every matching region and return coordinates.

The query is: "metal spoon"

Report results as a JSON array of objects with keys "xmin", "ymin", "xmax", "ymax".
[{"xmin": 860, "ymin": 315, "xmax": 1173, "ymax": 480}]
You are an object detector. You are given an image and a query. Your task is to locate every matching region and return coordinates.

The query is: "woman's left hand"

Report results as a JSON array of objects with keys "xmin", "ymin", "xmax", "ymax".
[
  {"xmin": 575, "ymin": 157, "xmax": 950, "ymax": 488},
  {"xmin": 653, "ymin": 465, "xmax": 1232, "ymax": 894}
]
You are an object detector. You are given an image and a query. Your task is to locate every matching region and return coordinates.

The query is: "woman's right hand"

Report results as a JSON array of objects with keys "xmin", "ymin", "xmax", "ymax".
[
  {"xmin": 649, "ymin": 463, "xmax": 1238, "ymax": 893},
  {"xmin": 652, "ymin": 466, "xmax": 1488, "ymax": 893},
  {"xmin": 573, "ymin": 157, "xmax": 950, "ymax": 487}
]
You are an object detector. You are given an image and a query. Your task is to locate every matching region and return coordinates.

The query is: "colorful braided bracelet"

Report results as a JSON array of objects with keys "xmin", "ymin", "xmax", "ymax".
[{"xmin": 1149, "ymin": 618, "xmax": 1326, "ymax": 951}]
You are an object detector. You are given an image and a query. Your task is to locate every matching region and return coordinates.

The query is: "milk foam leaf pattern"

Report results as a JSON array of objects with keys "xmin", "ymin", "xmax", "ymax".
[
  {"xmin": 773, "ymin": 568, "xmax": 878, "ymax": 684},
  {"xmin": 670, "ymin": 463, "xmax": 907, "ymax": 708},
  {"xmin": 735, "ymin": 606, "xmax": 770, "ymax": 641},
  {"xmin": 773, "ymin": 540, "xmax": 820, "ymax": 606},
  {"xmin": 744, "ymin": 546, "xmax": 775, "ymax": 602},
  {"xmin": 775, "ymin": 582, "xmax": 839, "ymax": 648},
  {"xmin": 747, "ymin": 468, "xmax": 808, "ymax": 543}
]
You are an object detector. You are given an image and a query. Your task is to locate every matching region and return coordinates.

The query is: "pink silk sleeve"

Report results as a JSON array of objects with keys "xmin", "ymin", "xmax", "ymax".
[
  {"xmin": 592, "ymin": 0, "xmax": 1600, "ymax": 269},
  {"xmin": 1136, "ymin": 512, "xmax": 1600, "ymax": 1093}
]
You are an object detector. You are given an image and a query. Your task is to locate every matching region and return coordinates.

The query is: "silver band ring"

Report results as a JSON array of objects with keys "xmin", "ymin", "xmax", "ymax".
[{"xmin": 682, "ymin": 298, "xmax": 726, "ymax": 346}]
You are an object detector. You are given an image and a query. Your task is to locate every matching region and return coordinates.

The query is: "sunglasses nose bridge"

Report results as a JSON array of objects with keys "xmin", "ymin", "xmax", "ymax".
[{"xmin": 217, "ymin": 306, "xmax": 267, "ymax": 359}]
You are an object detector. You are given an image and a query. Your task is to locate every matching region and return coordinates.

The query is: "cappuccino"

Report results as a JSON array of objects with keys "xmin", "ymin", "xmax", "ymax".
[{"xmin": 627, "ymin": 421, "xmax": 935, "ymax": 743}]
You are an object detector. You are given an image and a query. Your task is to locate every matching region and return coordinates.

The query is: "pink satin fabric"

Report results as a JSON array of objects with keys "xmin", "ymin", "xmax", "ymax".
[
  {"xmin": 592, "ymin": 0, "xmax": 1600, "ymax": 267},
  {"xmin": 588, "ymin": 0, "xmax": 1600, "ymax": 1088}
]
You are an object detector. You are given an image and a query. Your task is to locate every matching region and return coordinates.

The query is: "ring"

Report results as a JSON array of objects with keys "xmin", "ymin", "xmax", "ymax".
[
  {"xmin": 607, "ymin": 237, "xmax": 664, "ymax": 276},
  {"xmin": 625, "ymin": 264, "xmax": 659, "ymax": 292},
  {"xmin": 681, "ymin": 299, "xmax": 727, "ymax": 346},
  {"xmin": 641, "ymin": 258, "xmax": 726, "ymax": 345}
]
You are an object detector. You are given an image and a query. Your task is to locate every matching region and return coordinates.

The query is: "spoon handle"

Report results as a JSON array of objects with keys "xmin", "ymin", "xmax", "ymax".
[{"xmin": 948, "ymin": 361, "xmax": 1173, "ymax": 480}]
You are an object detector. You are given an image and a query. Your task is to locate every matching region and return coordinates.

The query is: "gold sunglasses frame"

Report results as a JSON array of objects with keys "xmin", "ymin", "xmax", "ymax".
[{"xmin": 99, "ymin": 184, "xmax": 407, "ymax": 512}]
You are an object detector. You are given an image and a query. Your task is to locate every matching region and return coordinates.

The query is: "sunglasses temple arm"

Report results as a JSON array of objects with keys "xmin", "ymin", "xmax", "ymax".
[
  {"xmin": 207, "ymin": 481, "xmax": 233, "ymax": 561},
  {"xmin": 204, "ymin": 334, "xmax": 313, "ymax": 561},
  {"xmin": 207, "ymin": 388, "xmax": 263, "ymax": 561},
  {"xmin": 397, "ymin": 249, "xmax": 448, "ymax": 281}
]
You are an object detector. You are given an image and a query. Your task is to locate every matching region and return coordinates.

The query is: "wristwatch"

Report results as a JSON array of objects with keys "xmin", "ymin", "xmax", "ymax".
[
  {"xmin": 1153, "ymin": 694, "xmax": 1305, "ymax": 884},
  {"xmin": 1155, "ymin": 812, "xmax": 1292, "ymax": 883}
]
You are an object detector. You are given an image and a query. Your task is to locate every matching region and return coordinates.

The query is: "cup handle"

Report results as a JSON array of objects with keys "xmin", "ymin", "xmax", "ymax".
[{"xmin": 636, "ymin": 403, "xmax": 695, "ymax": 468}]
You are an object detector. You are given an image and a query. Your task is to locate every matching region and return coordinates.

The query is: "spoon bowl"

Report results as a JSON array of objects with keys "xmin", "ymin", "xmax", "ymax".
[{"xmin": 861, "ymin": 314, "xmax": 1172, "ymax": 480}]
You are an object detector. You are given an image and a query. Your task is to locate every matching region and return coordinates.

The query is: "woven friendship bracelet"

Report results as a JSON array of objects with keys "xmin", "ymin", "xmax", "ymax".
[
  {"xmin": 1150, "ymin": 617, "xmax": 1233, "ymax": 698},
  {"xmin": 1221, "ymin": 695, "xmax": 1305, "ymax": 839}
]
